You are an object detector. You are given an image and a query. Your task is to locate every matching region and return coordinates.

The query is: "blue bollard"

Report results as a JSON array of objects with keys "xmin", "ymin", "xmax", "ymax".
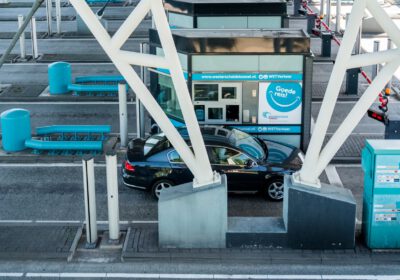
[
  {"xmin": 48, "ymin": 61, "xmax": 72, "ymax": 95},
  {"xmin": 0, "ymin": 108, "xmax": 31, "ymax": 152}
]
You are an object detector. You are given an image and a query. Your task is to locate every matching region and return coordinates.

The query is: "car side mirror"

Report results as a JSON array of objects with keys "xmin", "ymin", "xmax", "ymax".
[{"xmin": 245, "ymin": 159, "xmax": 254, "ymax": 169}]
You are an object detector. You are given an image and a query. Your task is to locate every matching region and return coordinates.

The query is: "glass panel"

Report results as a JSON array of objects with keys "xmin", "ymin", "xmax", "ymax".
[
  {"xmin": 156, "ymin": 47, "xmax": 188, "ymax": 71},
  {"xmin": 192, "ymin": 55, "xmax": 258, "ymax": 72},
  {"xmin": 193, "ymin": 84, "xmax": 218, "ymax": 101},
  {"xmin": 230, "ymin": 153, "xmax": 252, "ymax": 166},
  {"xmin": 208, "ymin": 108, "xmax": 223, "ymax": 120},
  {"xmin": 168, "ymin": 12, "xmax": 194, "ymax": 28},
  {"xmin": 248, "ymin": 16, "xmax": 282, "ymax": 28},
  {"xmin": 197, "ymin": 16, "xmax": 247, "ymax": 29},
  {"xmin": 221, "ymin": 87, "xmax": 237, "ymax": 99},
  {"xmin": 157, "ymin": 75, "xmax": 183, "ymax": 119},
  {"xmin": 226, "ymin": 105, "xmax": 240, "ymax": 122},
  {"xmin": 194, "ymin": 105, "xmax": 205, "ymax": 121},
  {"xmin": 259, "ymin": 55, "xmax": 303, "ymax": 72},
  {"xmin": 168, "ymin": 150, "xmax": 183, "ymax": 163}
]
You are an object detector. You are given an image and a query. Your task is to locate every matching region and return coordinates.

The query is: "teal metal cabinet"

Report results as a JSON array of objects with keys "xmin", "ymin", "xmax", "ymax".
[{"xmin": 362, "ymin": 140, "xmax": 400, "ymax": 249}]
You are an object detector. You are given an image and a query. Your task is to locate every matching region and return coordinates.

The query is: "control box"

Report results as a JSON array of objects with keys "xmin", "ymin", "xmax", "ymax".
[{"xmin": 362, "ymin": 140, "xmax": 400, "ymax": 249}]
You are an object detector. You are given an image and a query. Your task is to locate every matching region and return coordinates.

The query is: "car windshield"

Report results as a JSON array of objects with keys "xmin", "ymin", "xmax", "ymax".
[
  {"xmin": 143, "ymin": 133, "xmax": 167, "ymax": 156},
  {"xmin": 228, "ymin": 129, "xmax": 266, "ymax": 161}
]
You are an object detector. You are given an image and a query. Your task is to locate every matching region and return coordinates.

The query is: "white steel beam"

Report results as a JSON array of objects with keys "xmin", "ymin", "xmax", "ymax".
[
  {"xmin": 298, "ymin": 0, "xmax": 400, "ymax": 187},
  {"xmin": 299, "ymin": 0, "xmax": 366, "ymax": 186},
  {"xmin": 70, "ymin": 0, "xmax": 217, "ymax": 188}
]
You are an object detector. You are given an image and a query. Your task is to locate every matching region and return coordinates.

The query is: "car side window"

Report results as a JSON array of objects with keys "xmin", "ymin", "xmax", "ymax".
[
  {"xmin": 208, "ymin": 146, "xmax": 251, "ymax": 166},
  {"xmin": 168, "ymin": 150, "xmax": 183, "ymax": 163}
]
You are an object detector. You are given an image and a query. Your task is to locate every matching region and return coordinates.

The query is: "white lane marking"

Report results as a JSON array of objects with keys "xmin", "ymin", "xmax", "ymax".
[
  {"xmin": 0, "ymin": 220, "xmax": 158, "ymax": 224},
  {"xmin": 334, "ymin": 164, "xmax": 362, "ymax": 168},
  {"xmin": 0, "ymin": 163, "xmax": 112, "ymax": 167},
  {"xmin": 35, "ymin": 220, "xmax": 81, "ymax": 224},
  {"xmin": 8, "ymin": 274, "xmax": 400, "ymax": 279},
  {"xmin": 0, "ymin": 273, "xmax": 24, "ymax": 277},
  {"xmin": 0, "ymin": 101, "xmax": 136, "ymax": 105},
  {"xmin": 325, "ymin": 165, "xmax": 344, "ymax": 188}
]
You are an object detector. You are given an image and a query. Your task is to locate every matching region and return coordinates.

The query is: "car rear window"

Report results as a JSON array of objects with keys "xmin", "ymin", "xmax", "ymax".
[{"xmin": 144, "ymin": 133, "xmax": 169, "ymax": 156}]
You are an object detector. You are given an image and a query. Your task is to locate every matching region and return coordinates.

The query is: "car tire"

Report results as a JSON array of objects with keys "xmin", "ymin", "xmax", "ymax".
[
  {"xmin": 151, "ymin": 179, "xmax": 174, "ymax": 200},
  {"xmin": 264, "ymin": 178, "xmax": 284, "ymax": 201}
]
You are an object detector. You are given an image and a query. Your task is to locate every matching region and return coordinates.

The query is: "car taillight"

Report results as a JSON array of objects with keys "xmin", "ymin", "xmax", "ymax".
[{"xmin": 125, "ymin": 161, "xmax": 135, "ymax": 172}]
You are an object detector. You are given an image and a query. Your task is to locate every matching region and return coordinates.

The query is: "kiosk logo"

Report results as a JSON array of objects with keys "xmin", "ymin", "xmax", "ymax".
[
  {"xmin": 258, "ymin": 82, "xmax": 302, "ymax": 125},
  {"xmin": 266, "ymin": 83, "xmax": 302, "ymax": 113}
]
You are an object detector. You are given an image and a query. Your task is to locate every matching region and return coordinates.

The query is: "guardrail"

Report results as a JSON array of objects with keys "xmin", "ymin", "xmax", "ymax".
[
  {"xmin": 25, "ymin": 139, "xmax": 103, "ymax": 151},
  {"xmin": 36, "ymin": 125, "xmax": 111, "ymax": 135}
]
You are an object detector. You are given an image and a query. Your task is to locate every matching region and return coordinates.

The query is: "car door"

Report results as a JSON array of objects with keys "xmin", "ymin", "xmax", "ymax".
[
  {"xmin": 167, "ymin": 150, "xmax": 194, "ymax": 185},
  {"xmin": 207, "ymin": 146, "xmax": 261, "ymax": 192}
]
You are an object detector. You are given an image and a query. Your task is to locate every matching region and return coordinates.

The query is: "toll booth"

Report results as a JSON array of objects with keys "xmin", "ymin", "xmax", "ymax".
[
  {"xmin": 362, "ymin": 140, "xmax": 400, "ymax": 249},
  {"xmin": 164, "ymin": 0, "xmax": 289, "ymax": 29},
  {"xmin": 149, "ymin": 29, "xmax": 313, "ymax": 150}
]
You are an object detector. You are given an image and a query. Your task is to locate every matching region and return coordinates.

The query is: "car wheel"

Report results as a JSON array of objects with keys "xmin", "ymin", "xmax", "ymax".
[
  {"xmin": 151, "ymin": 179, "xmax": 174, "ymax": 200},
  {"xmin": 264, "ymin": 178, "xmax": 284, "ymax": 201}
]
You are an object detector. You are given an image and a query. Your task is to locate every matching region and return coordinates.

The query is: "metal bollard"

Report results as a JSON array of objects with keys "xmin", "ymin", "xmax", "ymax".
[
  {"xmin": 307, "ymin": 13, "xmax": 317, "ymax": 34},
  {"xmin": 138, "ymin": 42, "xmax": 148, "ymax": 139},
  {"xmin": 82, "ymin": 157, "xmax": 98, "ymax": 249},
  {"xmin": 55, "ymin": 0, "xmax": 61, "ymax": 34},
  {"xmin": 118, "ymin": 83, "xmax": 128, "ymax": 148},
  {"xmin": 335, "ymin": 0, "xmax": 341, "ymax": 33},
  {"xmin": 17, "ymin": 15, "xmax": 26, "ymax": 59},
  {"xmin": 30, "ymin": 17, "xmax": 39, "ymax": 59},
  {"xmin": 45, "ymin": 0, "xmax": 53, "ymax": 35},
  {"xmin": 326, "ymin": 0, "xmax": 331, "ymax": 27},
  {"xmin": 321, "ymin": 31, "xmax": 332, "ymax": 57},
  {"xmin": 345, "ymin": 68, "xmax": 360, "ymax": 95},
  {"xmin": 320, "ymin": 0, "xmax": 325, "ymax": 17},
  {"xmin": 371, "ymin": 40, "xmax": 380, "ymax": 79},
  {"xmin": 384, "ymin": 39, "xmax": 393, "ymax": 95},
  {"xmin": 105, "ymin": 153, "xmax": 120, "ymax": 241}
]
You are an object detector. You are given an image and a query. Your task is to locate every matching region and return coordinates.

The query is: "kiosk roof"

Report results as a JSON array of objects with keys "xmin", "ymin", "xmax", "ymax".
[{"xmin": 150, "ymin": 29, "xmax": 310, "ymax": 54}]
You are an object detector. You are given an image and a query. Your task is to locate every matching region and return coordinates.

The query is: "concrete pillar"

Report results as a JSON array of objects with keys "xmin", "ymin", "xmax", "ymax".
[{"xmin": 335, "ymin": 0, "xmax": 341, "ymax": 33}]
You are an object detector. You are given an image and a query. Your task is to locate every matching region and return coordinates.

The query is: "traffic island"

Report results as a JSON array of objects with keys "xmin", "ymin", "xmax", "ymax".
[{"xmin": 158, "ymin": 175, "xmax": 227, "ymax": 248}]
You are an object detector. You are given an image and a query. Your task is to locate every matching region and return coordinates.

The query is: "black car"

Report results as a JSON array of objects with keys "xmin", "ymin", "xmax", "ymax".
[{"xmin": 122, "ymin": 126, "xmax": 303, "ymax": 201}]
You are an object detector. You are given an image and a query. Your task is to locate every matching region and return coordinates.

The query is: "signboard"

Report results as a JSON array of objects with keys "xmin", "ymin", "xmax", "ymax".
[
  {"xmin": 192, "ymin": 72, "xmax": 303, "ymax": 81},
  {"xmin": 258, "ymin": 82, "xmax": 303, "ymax": 125}
]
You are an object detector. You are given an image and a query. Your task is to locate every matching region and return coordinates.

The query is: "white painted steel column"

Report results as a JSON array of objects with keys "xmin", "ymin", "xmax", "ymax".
[
  {"xmin": 45, "ymin": 0, "xmax": 52, "ymax": 35},
  {"xmin": 30, "ymin": 17, "xmax": 39, "ymax": 59},
  {"xmin": 82, "ymin": 158, "xmax": 98, "ymax": 247},
  {"xmin": 70, "ymin": 0, "xmax": 216, "ymax": 188},
  {"xmin": 139, "ymin": 42, "xmax": 147, "ymax": 138},
  {"xmin": 371, "ymin": 41, "xmax": 380, "ymax": 79},
  {"xmin": 105, "ymin": 154, "xmax": 120, "ymax": 241},
  {"xmin": 320, "ymin": 0, "xmax": 325, "ymax": 17},
  {"xmin": 385, "ymin": 39, "xmax": 393, "ymax": 94},
  {"xmin": 326, "ymin": 0, "xmax": 331, "ymax": 27},
  {"xmin": 314, "ymin": 58, "xmax": 400, "ymax": 177},
  {"xmin": 17, "ymin": 15, "xmax": 26, "ymax": 59},
  {"xmin": 55, "ymin": 0, "xmax": 61, "ymax": 34},
  {"xmin": 151, "ymin": 0, "xmax": 214, "ymax": 187},
  {"xmin": 118, "ymin": 83, "xmax": 128, "ymax": 147},
  {"xmin": 299, "ymin": 0, "xmax": 367, "ymax": 186},
  {"xmin": 335, "ymin": 0, "xmax": 341, "ymax": 33}
]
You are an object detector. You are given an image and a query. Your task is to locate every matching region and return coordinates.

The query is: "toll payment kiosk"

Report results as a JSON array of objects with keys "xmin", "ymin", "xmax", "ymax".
[
  {"xmin": 149, "ymin": 29, "xmax": 313, "ymax": 150},
  {"xmin": 164, "ymin": 0, "xmax": 288, "ymax": 29},
  {"xmin": 362, "ymin": 140, "xmax": 400, "ymax": 249}
]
